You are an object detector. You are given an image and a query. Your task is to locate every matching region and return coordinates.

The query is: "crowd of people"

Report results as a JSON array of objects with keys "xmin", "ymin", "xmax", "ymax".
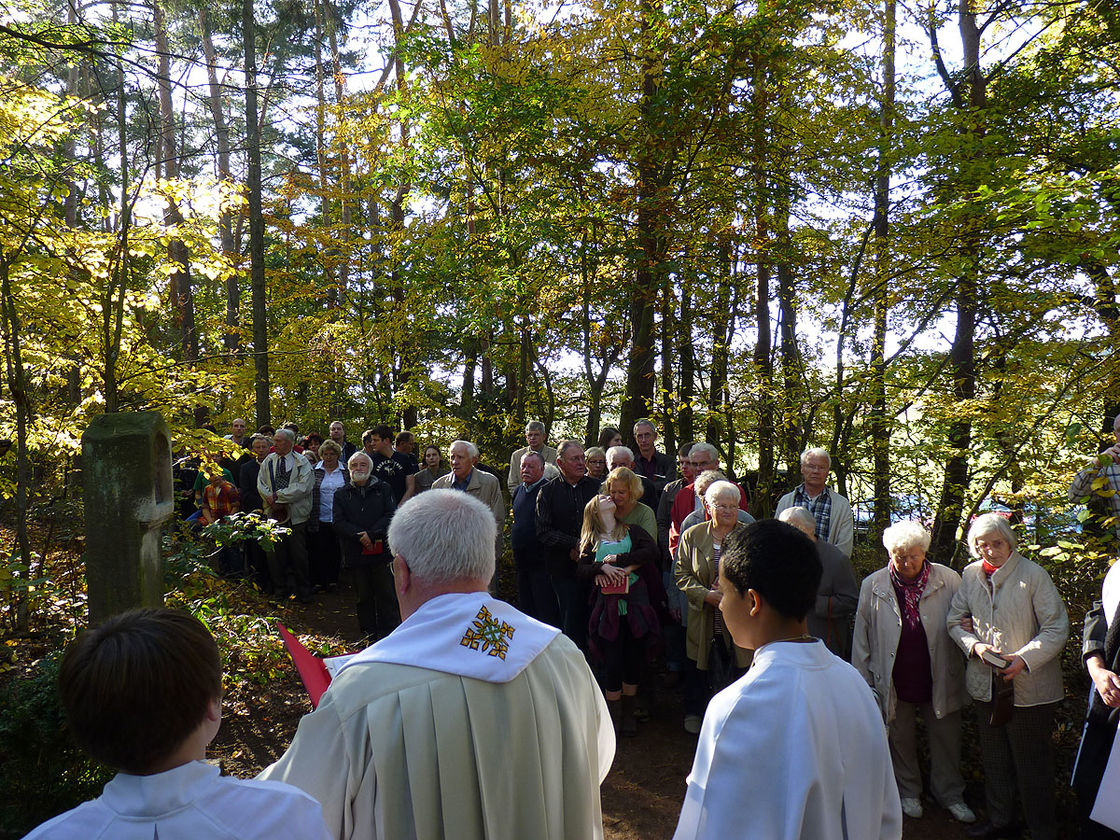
[{"xmin": 33, "ymin": 413, "xmax": 1120, "ymax": 839}]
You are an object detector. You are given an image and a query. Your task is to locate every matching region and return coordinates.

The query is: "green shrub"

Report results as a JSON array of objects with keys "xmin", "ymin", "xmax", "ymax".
[{"xmin": 0, "ymin": 654, "xmax": 112, "ymax": 838}]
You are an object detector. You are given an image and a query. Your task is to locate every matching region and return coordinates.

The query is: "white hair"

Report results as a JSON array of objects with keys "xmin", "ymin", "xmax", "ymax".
[
  {"xmin": 800, "ymin": 447, "xmax": 831, "ymax": 468},
  {"xmin": 690, "ymin": 442, "xmax": 718, "ymax": 462},
  {"xmin": 274, "ymin": 428, "xmax": 296, "ymax": 443},
  {"xmin": 388, "ymin": 490, "xmax": 495, "ymax": 584},
  {"xmin": 704, "ymin": 480, "xmax": 740, "ymax": 508},
  {"xmin": 967, "ymin": 513, "xmax": 1017, "ymax": 557},
  {"xmin": 779, "ymin": 506, "xmax": 817, "ymax": 536},
  {"xmin": 882, "ymin": 521, "xmax": 931, "ymax": 554},
  {"xmin": 448, "ymin": 440, "xmax": 479, "ymax": 459},
  {"xmin": 606, "ymin": 445, "xmax": 634, "ymax": 467},
  {"xmin": 347, "ymin": 451, "xmax": 372, "ymax": 470},
  {"xmin": 693, "ymin": 470, "xmax": 727, "ymax": 498}
]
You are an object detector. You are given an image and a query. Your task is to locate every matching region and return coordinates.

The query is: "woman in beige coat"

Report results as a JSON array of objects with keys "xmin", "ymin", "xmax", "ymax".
[
  {"xmin": 947, "ymin": 513, "xmax": 1068, "ymax": 840},
  {"xmin": 674, "ymin": 481, "xmax": 751, "ymax": 734},
  {"xmin": 853, "ymin": 521, "xmax": 973, "ymax": 824}
]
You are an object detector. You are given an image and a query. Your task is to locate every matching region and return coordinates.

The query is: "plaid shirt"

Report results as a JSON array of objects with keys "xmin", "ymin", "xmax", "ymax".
[
  {"xmin": 792, "ymin": 484, "xmax": 832, "ymax": 544},
  {"xmin": 203, "ymin": 480, "xmax": 240, "ymax": 520},
  {"xmin": 1069, "ymin": 461, "xmax": 1120, "ymax": 539}
]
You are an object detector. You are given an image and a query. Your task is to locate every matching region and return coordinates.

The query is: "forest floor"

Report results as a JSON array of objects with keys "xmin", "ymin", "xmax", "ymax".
[{"xmin": 209, "ymin": 568, "xmax": 1014, "ymax": 840}]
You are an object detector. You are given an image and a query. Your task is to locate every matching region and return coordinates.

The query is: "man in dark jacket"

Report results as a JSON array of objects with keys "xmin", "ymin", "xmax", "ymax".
[
  {"xmin": 511, "ymin": 451, "xmax": 558, "ymax": 626},
  {"xmin": 535, "ymin": 441, "xmax": 599, "ymax": 649},
  {"xmin": 333, "ymin": 452, "xmax": 398, "ymax": 641}
]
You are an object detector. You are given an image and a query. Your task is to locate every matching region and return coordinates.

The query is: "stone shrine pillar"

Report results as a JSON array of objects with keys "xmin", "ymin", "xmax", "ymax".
[{"xmin": 81, "ymin": 411, "xmax": 174, "ymax": 625}]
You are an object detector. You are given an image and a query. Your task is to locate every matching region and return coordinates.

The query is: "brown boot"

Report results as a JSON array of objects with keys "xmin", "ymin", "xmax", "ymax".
[{"xmin": 620, "ymin": 694, "xmax": 638, "ymax": 737}]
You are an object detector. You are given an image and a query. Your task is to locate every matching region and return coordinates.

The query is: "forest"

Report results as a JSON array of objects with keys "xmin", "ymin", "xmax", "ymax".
[{"xmin": 0, "ymin": 0, "xmax": 1118, "ymax": 612}]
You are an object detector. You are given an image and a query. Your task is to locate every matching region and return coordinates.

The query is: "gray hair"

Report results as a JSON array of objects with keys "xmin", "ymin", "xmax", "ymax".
[
  {"xmin": 388, "ymin": 490, "xmax": 496, "ymax": 583},
  {"xmin": 690, "ymin": 442, "xmax": 718, "ymax": 462},
  {"xmin": 347, "ymin": 451, "xmax": 372, "ymax": 470},
  {"xmin": 525, "ymin": 420, "xmax": 545, "ymax": 434},
  {"xmin": 779, "ymin": 506, "xmax": 817, "ymax": 537},
  {"xmin": 694, "ymin": 470, "xmax": 727, "ymax": 498},
  {"xmin": 274, "ymin": 428, "xmax": 296, "ymax": 443},
  {"xmin": 449, "ymin": 440, "xmax": 479, "ymax": 459},
  {"xmin": 606, "ymin": 445, "xmax": 634, "ymax": 467},
  {"xmin": 800, "ymin": 447, "xmax": 831, "ymax": 468},
  {"xmin": 633, "ymin": 418, "xmax": 656, "ymax": 433},
  {"xmin": 557, "ymin": 440, "xmax": 583, "ymax": 459},
  {"xmin": 1113, "ymin": 414, "xmax": 1120, "ymax": 433},
  {"xmin": 704, "ymin": 480, "xmax": 740, "ymax": 508},
  {"xmin": 967, "ymin": 512, "xmax": 1017, "ymax": 557},
  {"xmin": 520, "ymin": 450, "xmax": 545, "ymax": 467},
  {"xmin": 882, "ymin": 521, "xmax": 931, "ymax": 554}
]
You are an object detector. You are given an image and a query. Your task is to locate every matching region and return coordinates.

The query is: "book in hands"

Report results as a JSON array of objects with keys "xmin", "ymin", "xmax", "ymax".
[
  {"xmin": 980, "ymin": 649, "xmax": 1012, "ymax": 670},
  {"xmin": 599, "ymin": 575, "xmax": 630, "ymax": 595}
]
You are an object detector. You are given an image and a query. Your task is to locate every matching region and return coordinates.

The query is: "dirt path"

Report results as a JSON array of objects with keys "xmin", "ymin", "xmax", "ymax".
[{"xmin": 210, "ymin": 569, "xmax": 990, "ymax": 839}]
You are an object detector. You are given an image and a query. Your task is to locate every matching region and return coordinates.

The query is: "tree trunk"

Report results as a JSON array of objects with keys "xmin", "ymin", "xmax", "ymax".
[
  {"xmin": 154, "ymin": 0, "xmax": 198, "ymax": 363},
  {"xmin": 244, "ymin": 0, "xmax": 270, "ymax": 427},
  {"xmin": 0, "ymin": 258, "xmax": 33, "ymax": 632},
  {"xmin": 200, "ymin": 7, "xmax": 239, "ymax": 353},
  {"xmin": 869, "ymin": 0, "xmax": 895, "ymax": 534}
]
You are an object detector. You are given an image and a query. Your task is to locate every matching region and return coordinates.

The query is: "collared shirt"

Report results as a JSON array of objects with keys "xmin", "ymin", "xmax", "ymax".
[
  {"xmin": 24, "ymin": 760, "xmax": 331, "ymax": 840},
  {"xmin": 792, "ymin": 484, "xmax": 833, "ymax": 544},
  {"xmin": 451, "ymin": 469, "xmax": 474, "ymax": 492},
  {"xmin": 1070, "ymin": 460, "xmax": 1120, "ymax": 540},
  {"xmin": 521, "ymin": 476, "xmax": 548, "ymax": 494},
  {"xmin": 316, "ymin": 465, "xmax": 347, "ymax": 523}
]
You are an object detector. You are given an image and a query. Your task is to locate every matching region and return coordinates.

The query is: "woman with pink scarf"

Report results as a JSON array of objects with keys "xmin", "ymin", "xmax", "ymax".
[{"xmin": 853, "ymin": 521, "xmax": 975, "ymax": 825}]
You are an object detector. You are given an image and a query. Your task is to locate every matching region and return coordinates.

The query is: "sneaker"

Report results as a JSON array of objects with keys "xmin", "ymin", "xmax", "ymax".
[
  {"xmin": 900, "ymin": 797, "xmax": 923, "ymax": 819},
  {"xmin": 684, "ymin": 714, "xmax": 702, "ymax": 734},
  {"xmin": 947, "ymin": 801, "xmax": 977, "ymax": 823}
]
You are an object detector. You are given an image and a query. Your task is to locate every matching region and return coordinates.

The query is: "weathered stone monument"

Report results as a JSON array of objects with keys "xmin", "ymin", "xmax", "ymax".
[{"xmin": 81, "ymin": 411, "xmax": 174, "ymax": 625}]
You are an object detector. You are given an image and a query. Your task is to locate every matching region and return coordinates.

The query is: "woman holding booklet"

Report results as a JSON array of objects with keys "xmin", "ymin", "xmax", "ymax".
[
  {"xmin": 947, "ymin": 512, "xmax": 1069, "ymax": 840},
  {"xmin": 578, "ymin": 493, "xmax": 660, "ymax": 737}
]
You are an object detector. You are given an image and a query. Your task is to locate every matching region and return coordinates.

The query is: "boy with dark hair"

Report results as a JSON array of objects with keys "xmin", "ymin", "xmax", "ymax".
[
  {"xmin": 362, "ymin": 424, "xmax": 410, "ymax": 504},
  {"xmin": 673, "ymin": 520, "xmax": 902, "ymax": 840},
  {"xmin": 25, "ymin": 608, "xmax": 331, "ymax": 839}
]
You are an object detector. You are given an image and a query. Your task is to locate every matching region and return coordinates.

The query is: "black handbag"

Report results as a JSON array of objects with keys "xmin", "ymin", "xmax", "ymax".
[{"xmin": 708, "ymin": 633, "xmax": 737, "ymax": 693}]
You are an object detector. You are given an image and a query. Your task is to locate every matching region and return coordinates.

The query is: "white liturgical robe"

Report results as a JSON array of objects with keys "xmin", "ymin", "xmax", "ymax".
[
  {"xmin": 674, "ymin": 639, "xmax": 902, "ymax": 840},
  {"xmin": 24, "ymin": 760, "xmax": 331, "ymax": 840},
  {"xmin": 260, "ymin": 591, "xmax": 615, "ymax": 840}
]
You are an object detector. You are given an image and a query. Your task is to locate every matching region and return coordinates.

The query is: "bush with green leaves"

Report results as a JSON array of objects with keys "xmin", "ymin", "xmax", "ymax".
[{"xmin": 0, "ymin": 654, "xmax": 113, "ymax": 838}]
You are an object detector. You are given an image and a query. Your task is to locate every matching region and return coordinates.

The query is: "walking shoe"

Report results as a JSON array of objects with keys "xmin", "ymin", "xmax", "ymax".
[
  {"xmin": 947, "ymin": 801, "xmax": 977, "ymax": 823},
  {"xmin": 683, "ymin": 714, "xmax": 702, "ymax": 734},
  {"xmin": 966, "ymin": 820, "xmax": 1022, "ymax": 839},
  {"xmin": 900, "ymin": 797, "xmax": 923, "ymax": 819}
]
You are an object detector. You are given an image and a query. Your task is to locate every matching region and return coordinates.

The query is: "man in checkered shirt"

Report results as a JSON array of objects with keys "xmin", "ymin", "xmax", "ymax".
[{"xmin": 1069, "ymin": 413, "xmax": 1120, "ymax": 543}]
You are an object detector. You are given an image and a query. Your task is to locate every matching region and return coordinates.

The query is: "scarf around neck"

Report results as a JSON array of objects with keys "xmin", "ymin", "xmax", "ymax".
[{"xmin": 889, "ymin": 560, "xmax": 930, "ymax": 630}]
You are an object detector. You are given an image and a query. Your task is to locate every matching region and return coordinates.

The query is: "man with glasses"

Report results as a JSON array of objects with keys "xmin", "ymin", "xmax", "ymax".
[
  {"xmin": 775, "ymin": 447, "xmax": 854, "ymax": 558},
  {"xmin": 667, "ymin": 443, "xmax": 751, "ymax": 558}
]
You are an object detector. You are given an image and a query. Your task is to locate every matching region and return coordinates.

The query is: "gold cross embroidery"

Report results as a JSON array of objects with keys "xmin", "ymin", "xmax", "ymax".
[{"xmin": 460, "ymin": 605, "xmax": 516, "ymax": 660}]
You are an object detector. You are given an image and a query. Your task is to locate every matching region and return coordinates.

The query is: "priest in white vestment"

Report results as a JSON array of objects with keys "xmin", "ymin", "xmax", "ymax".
[
  {"xmin": 261, "ymin": 490, "xmax": 615, "ymax": 840},
  {"xmin": 673, "ymin": 519, "xmax": 902, "ymax": 840}
]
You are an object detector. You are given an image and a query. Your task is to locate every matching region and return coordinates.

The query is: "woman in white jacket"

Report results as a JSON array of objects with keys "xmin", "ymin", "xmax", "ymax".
[
  {"xmin": 853, "ymin": 521, "xmax": 974, "ymax": 824},
  {"xmin": 947, "ymin": 512, "xmax": 1068, "ymax": 840}
]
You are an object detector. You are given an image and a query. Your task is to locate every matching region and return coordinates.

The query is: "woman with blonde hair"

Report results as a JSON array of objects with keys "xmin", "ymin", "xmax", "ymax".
[{"xmin": 578, "ymin": 493, "xmax": 660, "ymax": 736}]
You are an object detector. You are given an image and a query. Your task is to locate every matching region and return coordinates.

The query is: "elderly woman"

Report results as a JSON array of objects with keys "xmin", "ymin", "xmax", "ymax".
[
  {"xmin": 675, "ymin": 480, "xmax": 752, "ymax": 734},
  {"xmin": 852, "ymin": 521, "xmax": 972, "ymax": 824},
  {"xmin": 309, "ymin": 439, "xmax": 348, "ymax": 590},
  {"xmin": 585, "ymin": 446, "xmax": 608, "ymax": 481},
  {"xmin": 678, "ymin": 470, "xmax": 755, "ymax": 536},
  {"xmin": 947, "ymin": 513, "xmax": 1069, "ymax": 840},
  {"xmin": 578, "ymin": 494, "xmax": 660, "ymax": 736}
]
